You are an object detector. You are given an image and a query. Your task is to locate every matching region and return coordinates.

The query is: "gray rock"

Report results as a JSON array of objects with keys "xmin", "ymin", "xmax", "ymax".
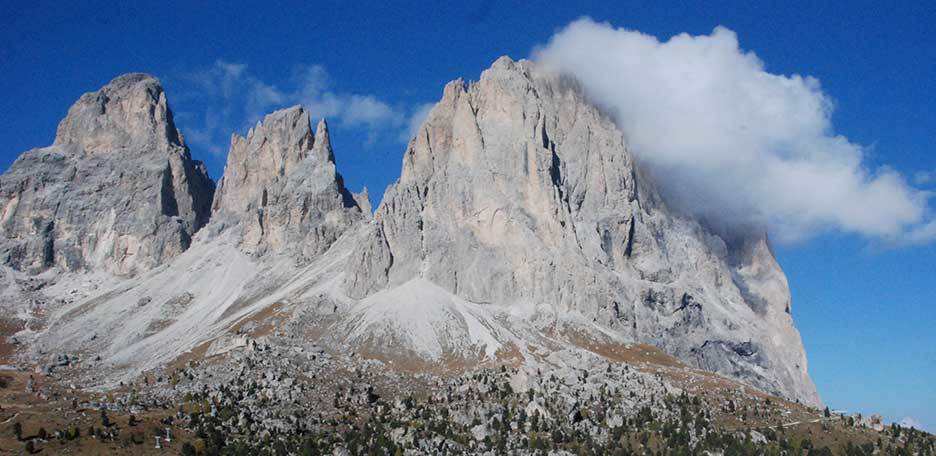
[
  {"xmin": 211, "ymin": 106, "xmax": 364, "ymax": 260},
  {"xmin": 43, "ymin": 353, "xmax": 70, "ymax": 374},
  {"xmin": 343, "ymin": 56, "xmax": 819, "ymax": 405},
  {"xmin": 0, "ymin": 73, "xmax": 214, "ymax": 275},
  {"xmin": 2, "ymin": 64, "xmax": 819, "ymax": 409}
]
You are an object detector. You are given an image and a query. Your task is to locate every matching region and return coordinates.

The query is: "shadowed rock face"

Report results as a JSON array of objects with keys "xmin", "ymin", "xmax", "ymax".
[
  {"xmin": 0, "ymin": 73, "xmax": 214, "ymax": 275},
  {"xmin": 211, "ymin": 106, "xmax": 365, "ymax": 261},
  {"xmin": 344, "ymin": 56, "xmax": 819, "ymax": 405}
]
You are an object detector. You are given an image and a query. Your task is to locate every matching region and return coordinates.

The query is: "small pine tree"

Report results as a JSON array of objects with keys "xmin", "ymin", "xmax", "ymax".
[
  {"xmin": 37, "ymin": 427, "xmax": 47, "ymax": 439},
  {"xmin": 181, "ymin": 442, "xmax": 197, "ymax": 456},
  {"xmin": 24, "ymin": 440, "xmax": 35, "ymax": 454},
  {"xmin": 823, "ymin": 406, "xmax": 831, "ymax": 418},
  {"xmin": 12, "ymin": 422, "xmax": 22, "ymax": 440}
]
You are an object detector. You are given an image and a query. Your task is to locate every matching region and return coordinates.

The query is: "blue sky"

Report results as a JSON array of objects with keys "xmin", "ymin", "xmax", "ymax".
[{"xmin": 1, "ymin": 0, "xmax": 933, "ymax": 431}]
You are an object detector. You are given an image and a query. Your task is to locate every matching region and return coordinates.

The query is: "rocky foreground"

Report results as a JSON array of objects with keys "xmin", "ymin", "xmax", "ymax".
[{"xmin": 1, "ymin": 333, "xmax": 932, "ymax": 455}]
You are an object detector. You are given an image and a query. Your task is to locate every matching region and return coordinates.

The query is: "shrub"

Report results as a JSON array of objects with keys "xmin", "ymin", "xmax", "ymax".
[{"xmin": 181, "ymin": 442, "xmax": 197, "ymax": 456}]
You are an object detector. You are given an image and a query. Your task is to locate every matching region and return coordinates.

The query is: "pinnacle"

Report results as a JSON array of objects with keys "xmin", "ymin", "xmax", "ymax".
[{"xmin": 313, "ymin": 117, "xmax": 333, "ymax": 162}]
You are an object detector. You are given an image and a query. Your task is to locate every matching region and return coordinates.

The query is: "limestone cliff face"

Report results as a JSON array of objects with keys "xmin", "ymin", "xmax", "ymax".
[
  {"xmin": 0, "ymin": 66, "xmax": 818, "ymax": 407},
  {"xmin": 344, "ymin": 57, "xmax": 819, "ymax": 405},
  {"xmin": 0, "ymin": 74, "xmax": 214, "ymax": 275},
  {"xmin": 211, "ymin": 106, "xmax": 365, "ymax": 260}
]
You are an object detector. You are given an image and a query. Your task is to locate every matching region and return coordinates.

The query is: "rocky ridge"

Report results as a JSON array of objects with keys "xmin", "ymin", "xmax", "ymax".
[{"xmin": 0, "ymin": 58, "xmax": 819, "ymax": 412}]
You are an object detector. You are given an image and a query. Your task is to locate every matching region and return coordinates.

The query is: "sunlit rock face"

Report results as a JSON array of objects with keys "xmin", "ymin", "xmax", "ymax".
[
  {"xmin": 0, "ymin": 73, "xmax": 214, "ymax": 275},
  {"xmin": 211, "ymin": 106, "xmax": 366, "ymax": 261},
  {"xmin": 0, "ymin": 63, "xmax": 818, "ymax": 407},
  {"xmin": 345, "ymin": 56, "xmax": 819, "ymax": 406}
]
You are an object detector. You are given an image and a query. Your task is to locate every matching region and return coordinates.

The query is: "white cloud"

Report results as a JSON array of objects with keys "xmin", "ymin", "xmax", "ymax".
[
  {"xmin": 184, "ymin": 59, "xmax": 248, "ymax": 100},
  {"xmin": 216, "ymin": 61, "xmax": 247, "ymax": 79},
  {"xmin": 534, "ymin": 18, "xmax": 935, "ymax": 244},
  {"xmin": 905, "ymin": 220, "xmax": 936, "ymax": 245},
  {"xmin": 914, "ymin": 170, "xmax": 934, "ymax": 186},
  {"xmin": 245, "ymin": 80, "xmax": 287, "ymax": 120},
  {"xmin": 174, "ymin": 61, "xmax": 430, "ymax": 169},
  {"xmin": 293, "ymin": 64, "xmax": 404, "ymax": 132},
  {"xmin": 344, "ymin": 95, "xmax": 398, "ymax": 127},
  {"xmin": 400, "ymin": 103, "xmax": 434, "ymax": 142}
]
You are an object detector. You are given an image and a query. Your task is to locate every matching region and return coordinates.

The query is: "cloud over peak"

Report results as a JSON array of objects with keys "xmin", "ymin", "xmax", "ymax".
[
  {"xmin": 174, "ymin": 59, "xmax": 429, "ymax": 163},
  {"xmin": 534, "ymin": 18, "xmax": 934, "ymax": 244}
]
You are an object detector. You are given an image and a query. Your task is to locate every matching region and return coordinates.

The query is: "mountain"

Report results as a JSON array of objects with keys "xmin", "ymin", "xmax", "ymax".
[
  {"xmin": 0, "ymin": 57, "xmax": 818, "ymax": 417},
  {"xmin": 0, "ymin": 74, "xmax": 214, "ymax": 276},
  {"xmin": 344, "ymin": 57, "xmax": 818, "ymax": 405}
]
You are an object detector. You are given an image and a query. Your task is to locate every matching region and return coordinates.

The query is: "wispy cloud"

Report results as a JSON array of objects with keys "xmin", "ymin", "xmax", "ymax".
[
  {"xmin": 290, "ymin": 64, "xmax": 417, "ymax": 142},
  {"xmin": 172, "ymin": 60, "xmax": 430, "ymax": 166},
  {"xmin": 535, "ymin": 18, "xmax": 936, "ymax": 245},
  {"xmin": 914, "ymin": 170, "xmax": 935, "ymax": 186},
  {"xmin": 400, "ymin": 103, "xmax": 434, "ymax": 142}
]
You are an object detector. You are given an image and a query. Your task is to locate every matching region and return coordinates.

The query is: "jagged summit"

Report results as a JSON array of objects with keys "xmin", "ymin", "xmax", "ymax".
[
  {"xmin": 213, "ymin": 106, "xmax": 315, "ymax": 215},
  {"xmin": 211, "ymin": 106, "xmax": 364, "ymax": 259},
  {"xmin": 0, "ymin": 61, "xmax": 817, "ymax": 411},
  {"xmin": 0, "ymin": 73, "xmax": 214, "ymax": 275},
  {"xmin": 344, "ymin": 55, "xmax": 819, "ymax": 405}
]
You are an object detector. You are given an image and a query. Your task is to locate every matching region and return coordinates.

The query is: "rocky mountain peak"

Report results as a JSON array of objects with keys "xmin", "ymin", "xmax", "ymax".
[
  {"xmin": 211, "ymin": 106, "xmax": 363, "ymax": 259},
  {"xmin": 53, "ymin": 73, "xmax": 184, "ymax": 155},
  {"xmin": 480, "ymin": 55, "xmax": 533, "ymax": 81},
  {"xmin": 0, "ymin": 73, "xmax": 214, "ymax": 275},
  {"xmin": 345, "ymin": 55, "xmax": 819, "ymax": 405},
  {"xmin": 212, "ymin": 106, "xmax": 314, "ymax": 215}
]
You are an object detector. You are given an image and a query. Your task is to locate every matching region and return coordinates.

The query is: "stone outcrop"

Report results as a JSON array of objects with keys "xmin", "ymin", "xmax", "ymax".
[
  {"xmin": 211, "ymin": 106, "xmax": 365, "ymax": 260},
  {"xmin": 344, "ymin": 57, "xmax": 819, "ymax": 405},
  {"xmin": 0, "ymin": 73, "xmax": 214, "ymax": 275}
]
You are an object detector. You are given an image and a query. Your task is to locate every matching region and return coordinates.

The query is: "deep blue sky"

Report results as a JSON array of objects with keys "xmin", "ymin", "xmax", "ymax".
[{"xmin": 1, "ymin": 0, "xmax": 933, "ymax": 431}]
